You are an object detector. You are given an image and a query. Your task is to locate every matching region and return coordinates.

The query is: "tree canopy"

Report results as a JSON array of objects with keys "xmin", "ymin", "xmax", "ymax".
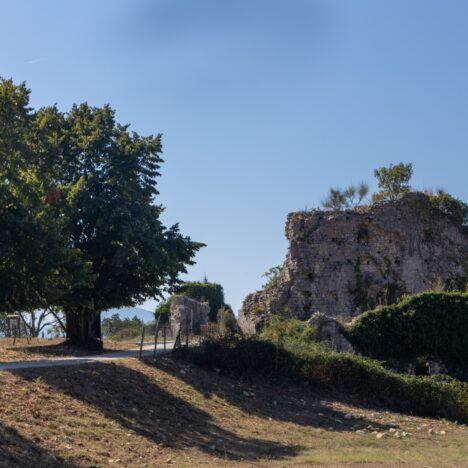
[
  {"xmin": 373, "ymin": 162, "xmax": 413, "ymax": 201},
  {"xmin": 0, "ymin": 78, "xmax": 203, "ymax": 347}
]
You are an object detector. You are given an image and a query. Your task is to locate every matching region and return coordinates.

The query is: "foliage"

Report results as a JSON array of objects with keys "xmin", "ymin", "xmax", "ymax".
[
  {"xmin": 155, "ymin": 299, "xmax": 171, "ymax": 324},
  {"xmin": 322, "ymin": 182, "xmax": 369, "ymax": 210},
  {"xmin": 0, "ymin": 78, "xmax": 203, "ymax": 348},
  {"xmin": 373, "ymin": 162, "xmax": 413, "ymax": 201},
  {"xmin": 427, "ymin": 189, "xmax": 468, "ymax": 226},
  {"xmin": 185, "ymin": 334, "xmax": 468, "ymax": 423},
  {"xmin": 260, "ymin": 315, "xmax": 316, "ymax": 346},
  {"xmin": 101, "ymin": 313, "xmax": 143, "ymax": 340},
  {"xmin": 262, "ymin": 266, "xmax": 282, "ymax": 290},
  {"xmin": 0, "ymin": 79, "xmax": 86, "ymax": 315},
  {"xmin": 174, "ymin": 282, "xmax": 225, "ymax": 322},
  {"xmin": 217, "ymin": 306, "xmax": 239, "ymax": 335},
  {"xmin": 347, "ymin": 292, "xmax": 468, "ymax": 377}
]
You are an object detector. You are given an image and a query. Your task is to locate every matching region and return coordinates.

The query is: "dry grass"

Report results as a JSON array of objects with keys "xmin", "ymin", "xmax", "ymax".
[
  {"xmin": 0, "ymin": 356, "xmax": 467, "ymax": 467},
  {"xmin": 0, "ymin": 338, "xmax": 135, "ymax": 363}
]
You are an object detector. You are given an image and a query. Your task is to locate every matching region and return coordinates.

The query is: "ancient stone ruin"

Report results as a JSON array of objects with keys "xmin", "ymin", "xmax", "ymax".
[
  {"xmin": 239, "ymin": 192, "xmax": 468, "ymax": 334},
  {"xmin": 307, "ymin": 312, "xmax": 353, "ymax": 353},
  {"xmin": 170, "ymin": 295, "xmax": 210, "ymax": 334}
]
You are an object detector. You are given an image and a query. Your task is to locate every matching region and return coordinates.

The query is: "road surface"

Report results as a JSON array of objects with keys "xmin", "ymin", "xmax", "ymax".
[{"xmin": 0, "ymin": 342, "xmax": 174, "ymax": 371}]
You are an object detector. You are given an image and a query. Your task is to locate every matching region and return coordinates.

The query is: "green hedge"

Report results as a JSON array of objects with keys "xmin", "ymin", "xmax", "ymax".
[
  {"xmin": 347, "ymin": 292, "xmax": 468, "ymax": 376},
  {"xmin": 185, "ymin": 335, "xmax": 468, "ymax": 423}
]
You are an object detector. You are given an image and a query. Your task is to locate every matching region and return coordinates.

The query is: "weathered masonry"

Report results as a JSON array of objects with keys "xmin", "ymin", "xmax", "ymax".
[{"xmin": 239, "ymin": 192, "xmax": 468, "ymax": 334}]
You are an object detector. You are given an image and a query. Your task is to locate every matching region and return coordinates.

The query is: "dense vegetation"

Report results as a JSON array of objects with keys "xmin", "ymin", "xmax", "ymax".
[
  {"xmin": 427, "ymin": 190, "xmax": 468, "ymax": 227},
  {"xmin": 0, "ymin": 78, "xmax": 202, "ymax": 348},
  {"xmin": 101, "ymin": 314, "xmax": 145, "ymax": 341},
  {"xmin": 347, "ymin": 292, "xmax": 468, "ymax": 379},
  {"xmin": 184, "ymin": 328, "xmax": 468, "ymax": 423}
]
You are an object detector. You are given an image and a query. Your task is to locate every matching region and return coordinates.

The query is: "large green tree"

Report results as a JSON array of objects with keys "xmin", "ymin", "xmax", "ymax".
[
  {"xmin": 0, "ymin": 78, "xmax": 202, "ymax": 348},
  {"xmin": 0, "ymin": 79, "xmax": 79, "ymax": 316}
]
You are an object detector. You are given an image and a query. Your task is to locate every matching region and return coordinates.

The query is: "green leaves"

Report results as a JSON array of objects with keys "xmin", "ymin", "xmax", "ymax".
[
  {"xmin": 373, "ymin": 162, "xmax": 413, "ymax": 201},
  {"xmin": 348, "ymin": 292, "xmax": 468, "ymax": 377},
  {"xmin": 0, "ymin": 78, "xmax": 203, "ymax": 346}
]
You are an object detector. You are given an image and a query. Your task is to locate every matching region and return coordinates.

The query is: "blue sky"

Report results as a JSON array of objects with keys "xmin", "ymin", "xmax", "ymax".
[{"xmin": 2, "ymin": 0, "xmax": 468, "ymax": 313}]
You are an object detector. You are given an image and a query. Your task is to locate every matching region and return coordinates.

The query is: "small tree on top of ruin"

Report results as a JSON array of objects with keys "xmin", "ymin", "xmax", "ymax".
[
  {"xmin": 322, "ymin": 182, "xmax": 369, "ymax": 210},
  {"xmin": 373, "ymin": 162, "xmax": 413, "ymax": 201}
]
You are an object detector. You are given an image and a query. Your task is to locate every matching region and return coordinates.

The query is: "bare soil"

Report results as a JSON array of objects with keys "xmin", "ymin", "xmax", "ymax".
[{"xmin": 0, "ymin": 356, "xmax": 467, "ymax": 467}]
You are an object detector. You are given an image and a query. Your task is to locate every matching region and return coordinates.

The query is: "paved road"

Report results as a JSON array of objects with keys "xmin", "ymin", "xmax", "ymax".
[{"xmin": 0, "ymin": 342, "xmax": 174, "ymax": 371}]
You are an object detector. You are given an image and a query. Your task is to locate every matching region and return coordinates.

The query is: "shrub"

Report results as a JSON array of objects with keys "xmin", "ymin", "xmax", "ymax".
[
  {"xmin": 155, "ymin": 299, "xmax": 171, "ymax": 324},
  {"xmin": 428, "ymin": 190, "xmax": 468, "ymax": 226},
  {"xmin": 260, "ymin": 315, "xmax": 316, "ymax": 346},
  {"xmin": 373, "ymin": 162, "xmax": 413, "ymax": 201},
  {"xmin": 185, "ymin": 334, "xmax": 468, "ymax": 423},
  {"xmin": 347, "ymin": 292, "xmax": 468, "ymax": 376}
]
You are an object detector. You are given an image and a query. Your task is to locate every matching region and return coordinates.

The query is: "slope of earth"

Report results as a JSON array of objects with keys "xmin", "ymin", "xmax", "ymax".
[{"xmin": 0, "ymin": 357, "xmax": 467, "ymax": 467}]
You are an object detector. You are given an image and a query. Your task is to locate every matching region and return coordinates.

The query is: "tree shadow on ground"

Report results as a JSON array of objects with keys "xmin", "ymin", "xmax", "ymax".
[
  {"xmin": 142, "ymin": 356, "xmax": 389, "ymax": 433},
  {"xmin": 13, "ymin": 362, "xmax": 301, "ymax": 462},
  {"xmin": 3, "ymin": 341, "xmax": 129, "ymax": 361},
  {"xmin": 0, "ymin": 423, "xmax": 79, "ymax": 468}
]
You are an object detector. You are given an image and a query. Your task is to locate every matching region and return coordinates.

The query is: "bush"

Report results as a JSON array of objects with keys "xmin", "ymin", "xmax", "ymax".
[
  {"xmin": 185, "ymin": 334, "xmax": 468, "ymax": 423},
  {"xmin": 428, "ymin": 190, "xmax": 468, "ymax": 226},
  {"xmin": 260, "ymin": 315, "xmax": 316, "ymax": 346},
  {"xmin": 174, "ymin": 281, "xmax": 225, "ymax": 322},
  {"xmin": 347, "ymin": 292, "xmax": 468, "ymax": 376},
  {"xmin": 155, "ymin": 299, "xmax": 171, "ymax": 324}
]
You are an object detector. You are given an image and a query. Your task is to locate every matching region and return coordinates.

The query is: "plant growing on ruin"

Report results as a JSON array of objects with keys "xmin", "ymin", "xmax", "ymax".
[
  {"xmin": 322, "ymin": 182, "xmax": 369, "ymax": 210},
  {"xmin": 262, "ymin": 266, "xmax": 282, "ymax": 290},
  {"xmin": 373, "ymin": 162, "xmax": 413, "ymax": 201},
  {"xmin": 427, "ymin": 189, "xmax": 468, "ymax": 226},
  {"xmin": 174, "ymin": 281, "xmax": 226, "ymax": 322},
  {"xmin": 155, "ymin": 299, "xmax": 172, "ymax": 324}
]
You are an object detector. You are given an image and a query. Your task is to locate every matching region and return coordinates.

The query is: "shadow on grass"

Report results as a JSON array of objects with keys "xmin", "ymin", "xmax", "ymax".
[
  {"xmin": 13, "ymin": 362, "xmax": 301, "ymax": 462},
  {"xmin": 142, "ymin": 356, "xmax": 388, "ymax": 433},
  {"xmin": 4, "ymin": 341, "xmax": 130, "ymax": 361},
  {"xmin": 0, "ymin": 424, "xmax": 79, "ymax": 468}
]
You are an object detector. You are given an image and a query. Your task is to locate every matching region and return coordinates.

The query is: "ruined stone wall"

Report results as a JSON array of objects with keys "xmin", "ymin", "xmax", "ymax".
[
  {"xmin": 239, "ymin": 193, "xmax": 468, "ymax": 334},
  {"xmin": 170, "ymin": 295, "xmax": 210, "ymax": 334}
]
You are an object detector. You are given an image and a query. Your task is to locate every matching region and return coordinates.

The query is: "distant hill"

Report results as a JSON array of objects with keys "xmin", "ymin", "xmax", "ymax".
[{"xmin": 102, "ymin": 307, "xmax": 154, "ymax": 323}]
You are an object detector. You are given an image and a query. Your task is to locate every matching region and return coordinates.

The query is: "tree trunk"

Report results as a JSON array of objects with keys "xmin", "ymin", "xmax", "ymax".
[{"xmin": 65, "ymin": 308, "xmax": 102, "ymax": 349}]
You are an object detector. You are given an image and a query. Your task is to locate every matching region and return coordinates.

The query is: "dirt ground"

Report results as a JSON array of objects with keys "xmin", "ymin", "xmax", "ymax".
[
  {"xmin": 0, "ymin": 338, "xmax": 135, "ymax": 363},
  {"xmin": 0, "ymin": 355, "xmax": 467, "ymax": 467}
]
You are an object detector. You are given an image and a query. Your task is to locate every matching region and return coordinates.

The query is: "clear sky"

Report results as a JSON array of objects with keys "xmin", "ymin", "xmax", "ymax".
[{"xmin": 2, "ymin": 0, "xmax": 468, "ymax": 313}]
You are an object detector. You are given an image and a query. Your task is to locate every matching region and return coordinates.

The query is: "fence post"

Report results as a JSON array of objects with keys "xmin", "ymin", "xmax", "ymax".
[
  {"xmin": 153, "ymin": 317, "xmax": 161, "ymax": 359},
  {"xmin": 139, "ymin": 326, "xmax": 146, "ymax": 360},
  {"xmin": 275, "ymin": 335, "xmax": 280, "ymax": 374},
  {"xmin": 185, "ymin": 318, "xmax": 189, "ymax": 348},
  {"xmin": 163, "ymin": 324, "xmax": 167, "ymax": 351}
]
